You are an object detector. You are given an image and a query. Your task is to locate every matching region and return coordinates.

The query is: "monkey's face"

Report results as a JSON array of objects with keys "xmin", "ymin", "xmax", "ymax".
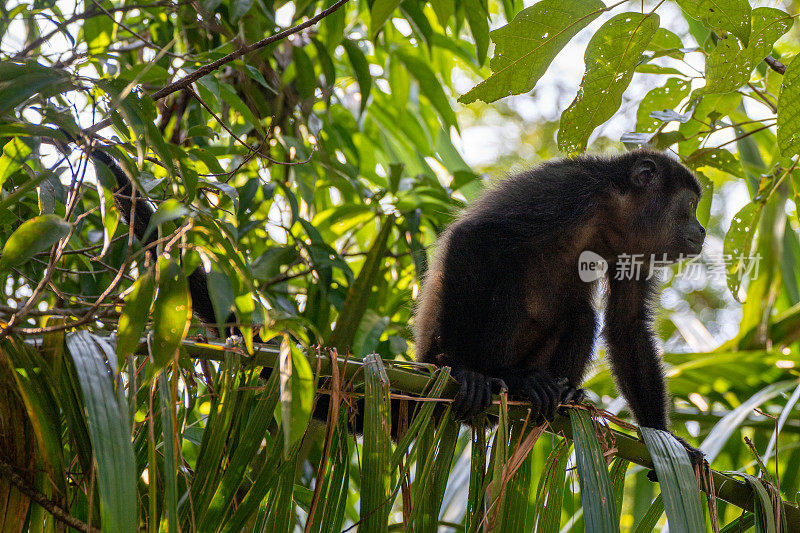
[
  {"xmin": 626, "ymin": 155, "xmax": 705, "ymax": 262},
  {"xmin": 662, "ymin": 188, "xmax": 705, "ymax": 260}
]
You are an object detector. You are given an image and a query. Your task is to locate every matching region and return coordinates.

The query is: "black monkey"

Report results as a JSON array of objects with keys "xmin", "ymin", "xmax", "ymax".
[
  {"xmin": 78, "ymin": 140, "xmax": 705, "ymax": 466},
  {"xmin": 414, "ymin": 149, "xmax": 705, "ymax": 463}
]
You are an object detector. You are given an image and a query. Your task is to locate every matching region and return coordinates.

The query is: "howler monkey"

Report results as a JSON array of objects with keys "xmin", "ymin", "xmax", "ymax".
[
  {"xmin": 414, "ymin": 149, "xmax": 705, "ymax": 463},
  {"xmin": 75, "ymin": 139, "xmax": 704, "ymax": 465}
]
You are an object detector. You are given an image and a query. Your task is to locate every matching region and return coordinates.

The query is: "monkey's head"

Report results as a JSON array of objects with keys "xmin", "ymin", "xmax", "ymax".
[{"xmin": 612, "ymin": 150, "xmax": 705, "ymax": 262}]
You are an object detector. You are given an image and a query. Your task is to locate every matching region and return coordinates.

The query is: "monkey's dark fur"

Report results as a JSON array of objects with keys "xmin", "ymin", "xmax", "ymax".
[
  {"xmin": 82, "ymin": 142, "xmax": 705, "ymax": 466},
  {"xmin": 414, "ymin": 149, "xmax": 705, "ymax": 463}
]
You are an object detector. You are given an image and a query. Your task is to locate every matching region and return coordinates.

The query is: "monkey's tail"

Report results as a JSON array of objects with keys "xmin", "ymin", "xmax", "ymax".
[{"xmin": 63, "ymin": 138, "xmax": 221, "ymax": 329}]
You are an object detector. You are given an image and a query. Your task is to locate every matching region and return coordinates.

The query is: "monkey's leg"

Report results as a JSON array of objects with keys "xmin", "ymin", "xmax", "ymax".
[
  {"xmin": 547, "ymin": 300, "xmax": 598, "ymax": 410},
  {"xmin": 437, "ymin": 224, "xmax": 524, "ymax": 421}
]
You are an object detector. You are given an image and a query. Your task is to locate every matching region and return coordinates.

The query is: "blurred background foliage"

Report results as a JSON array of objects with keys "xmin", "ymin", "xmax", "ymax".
[{"xmin": 2, "ymin": 0, "xmax": 800, "ymax": 529}]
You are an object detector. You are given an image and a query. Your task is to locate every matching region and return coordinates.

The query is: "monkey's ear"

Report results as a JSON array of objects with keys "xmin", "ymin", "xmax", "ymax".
[{"xmin": 631, "ymin": 159, "xmax": 657, "ymax": 188}]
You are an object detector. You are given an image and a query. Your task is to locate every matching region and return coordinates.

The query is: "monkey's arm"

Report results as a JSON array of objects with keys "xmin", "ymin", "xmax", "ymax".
[
  {"xmin": 604, "ymin": 277, "xmax": 669, "ymax": 429},
  {"xmin": 605, "ymin": 276, "xmax": 704, "ymax": 468}
]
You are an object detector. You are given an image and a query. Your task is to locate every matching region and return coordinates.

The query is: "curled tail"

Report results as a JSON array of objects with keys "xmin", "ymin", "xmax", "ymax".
[{"xmin": 72, "ymin": 141, "xmax": 221, "ymax": 330}]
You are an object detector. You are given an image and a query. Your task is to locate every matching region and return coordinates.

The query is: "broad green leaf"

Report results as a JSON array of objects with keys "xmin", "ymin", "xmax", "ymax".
[
  {"xmin": 722, "ymin": 201, "xmax": 763, "ymax": 301},
  {"xmin": 278, "ymin": 335, "xmax": 314, "ymax": 455},
  {"xmin": 459, "ymin": 0, "xmax": 604, "ymax": 104},
  {"xmin": 635, "ymin": 78, "xmax": 691, "ymax": 133},
  {"xmin": 570, "ymin": 410, "xmax": 619, "ymax": 533},
  {"xmin": 142, "ymin": 198, "xmax": 189, "ymax": 241},
  {"xmin": 0, "ymin": 137, "xmax": 31, "ymax": 189},
  {"xmin": 343, "ymin": 39, "xmax": 371, "ymax": 114},
  {"xmin": 360, "ymin": 353, "xmax": 392, "ymax": 532},
  {"xmin": 640, "ymin": 428, "xmax": 705, "ymax": 532},
  {"xmin": 151, "ymin": 257, "xmax": 191, "ymax": 372},
  {"xmin": 66, "ymin": 331, "xmax": 137, "ymax": 533},
  {"xmin": 0, "ymin": 214, "xmax": 70, "ymax": 271},
  {"xmin": 292, "ymin": 46, "xmax": 316, "ymax": 99},
  {"xmin": 558, "ymin": 12, "xmax": 659, "ymax": 153},
  {"xmin": 777, "ymin": 54, "xmax": 800, "ymax": 157},
  {"xmin": 646, "ymin": 27, "xmax": 685, "ymax": 59},
  {"xmin": 676, "ymin": 0, "xmax": 751, "ymax": 45},
  {"xmin": 702, "ymin": 8, "xmax": 792, "ymax": 95},
  {"xmin": 116, "ymin": 270, "xmax": 155, "ymax": 363},
  {"xmin": 430, "ymin": 0, "xmax": 454, "ymax": 27}
]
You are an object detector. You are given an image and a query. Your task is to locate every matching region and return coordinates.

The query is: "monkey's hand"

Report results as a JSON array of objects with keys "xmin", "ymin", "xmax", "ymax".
[
  {"xmin": 451, "ymin": 368, "xmax": 506, "ymax": 421},
  {"xmin": 646, "ymin": 435, "xmax": 707, "ymax": 482}
]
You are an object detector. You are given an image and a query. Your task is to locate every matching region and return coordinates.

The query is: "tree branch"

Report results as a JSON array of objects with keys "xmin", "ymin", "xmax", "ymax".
[
  {"xmin": 149, "ymin": 0, "xmax": 350, "ymax": 102},
  {"xmin": 0, "ymin": 457, "xmax": 101, "ymax": 533},
  {"xmin": 180, "ymin": 338, "xmax": 800, "ymax": 524}
]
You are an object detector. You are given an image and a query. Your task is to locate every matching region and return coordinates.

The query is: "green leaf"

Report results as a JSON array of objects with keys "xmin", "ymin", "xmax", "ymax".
[
  {"xmin": 737, "ymin": 474, "xmax": 777, "ymax": 533},
  {"xmin": 640, "ymin": 428, "xmax": 705, "ymax": 532},
  {"xmin": 0, "ymin": 137, "xmax": 31, "ymax": 189},
  {"xmin": 570, "ymin": 410, "xmax": 619, "ymax": 533},
  {"xmin": 459, "ymin": 0, "xmax": 604, "ymax": 104},
  {"xmin": 635, "ymin": 78, "xmax": 691, "ymax": 133},
  {"xmin": 0, "ymin": 62, "xmax": 73, "ymax": 116},
  {"xmin": 343, "ymin": 39, "xmax": 371, "ymax": 114},
  {"xmin": 326, "ymin": 215, "xmax": 394, "ymax": 353},
  {"xmin": 633, "ymin": 494, "xmax": 664, "ymax": 533},
  {"xmin": 142, "ymin": 198, "xmax": 189, "ymax": 241},
  {"xmin": 292, "ymin": 46, "xmax": 316, "ymax": 100},
  {"xmin": 151, "ymin": 257, "xmax": 191, "ymax": 372},
  {"xmin": 206, "ymin": 269, "xmax": 235, "ymax": 332},
  {"xmin": 278, "ymin": 335, "xmax": 314, "ymax": 455},
  {"xmin": 675, "ymin": 0, "xmax": 751, "ymax": 46},
  {"xmin": 361, "ymin": 353, "xmax": 392, "ymax": 532},
  {"xmin": 464, "ymin": 0, "xmax": 489, "ymax": 65},
  {"xmin": 66, "ymin": 331, "xmax": 137, "ymax": 533},
  {"xmin": 702, "ymin": 8, "xmax": 792, "ymax": 95},
  {"xmin": 558, "ymin": 12, "xmax": 660, "ymax": 153},
  {"xmin": 533, "ymin": 438, "xmax": 570, "ymax": 533},
  {"xmin": 777, "ymin": 54, "xmax": 800, "ymax": 157},
  {"xmin": 722, "ymin": 201, "xmax": 763, "ymax": 301},
  {"xmin": 397, "ymin": 52, "xmax": 458, "ymax": 129},
  {"xmin": 646, "ymin": 27, "xmax": 685, "ymax": 59},
  {"xmin": 370, "ymin": 0, "xmax": 402, "ymax": 37},
  {"xmin": 116, "ymin": 270, "xmax": 155, "ymax": 363},
  {"xmin": 0, "ymin": 214, "xmax": 70, "ymax": 271}
]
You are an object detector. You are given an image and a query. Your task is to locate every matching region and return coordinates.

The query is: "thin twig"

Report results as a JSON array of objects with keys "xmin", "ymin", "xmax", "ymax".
[{"xmin": 149, "ymin": 0, "xmax": 350, "ymax": 101}]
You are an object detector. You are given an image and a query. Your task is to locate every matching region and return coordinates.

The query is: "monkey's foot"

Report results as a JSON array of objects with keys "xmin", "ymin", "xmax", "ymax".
[
  {"xmin": 646, "ymin": 434, "xmax": 707, "ymax": 482},
  {"xmin": 504, "ymin": 371, "xmax": 570, "ymax": 423},
  {"xmin": 558, "ymin": 385, "xmax": 585, "ymax": 415},
  {"xmin": 451, "ymin": 368, "xmax": 505, "ymax": 421}
]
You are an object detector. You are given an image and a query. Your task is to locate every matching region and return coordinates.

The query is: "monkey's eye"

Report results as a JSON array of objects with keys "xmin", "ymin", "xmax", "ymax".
[{"xmin": 689, "ymin": 199, "xmax": 697, "ymax": 210}]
